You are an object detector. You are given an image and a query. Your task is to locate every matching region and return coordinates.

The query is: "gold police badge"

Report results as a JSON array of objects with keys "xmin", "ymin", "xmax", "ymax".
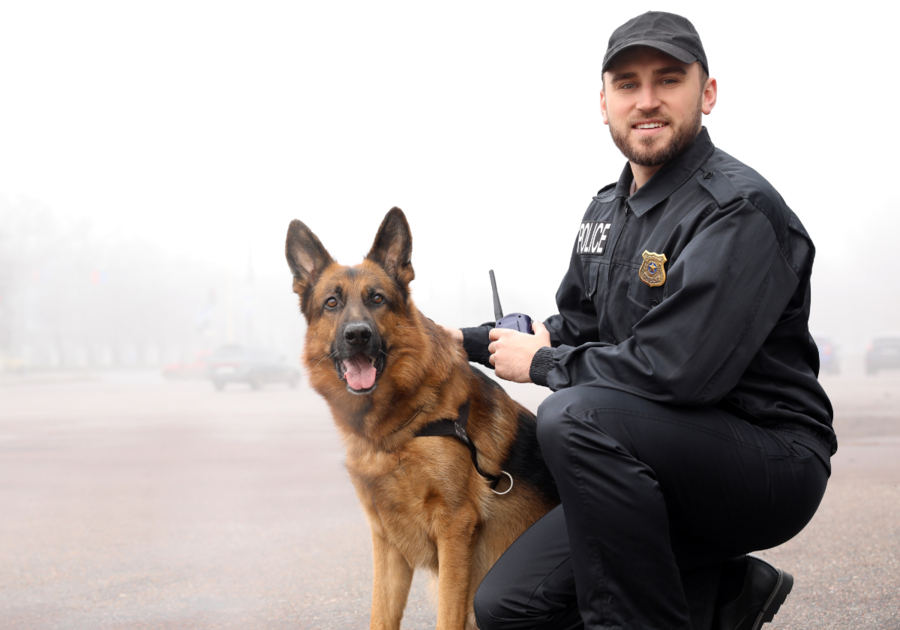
[{"xmin": 639, "ymin": 251, "xmax": 667, "ymax": 287}]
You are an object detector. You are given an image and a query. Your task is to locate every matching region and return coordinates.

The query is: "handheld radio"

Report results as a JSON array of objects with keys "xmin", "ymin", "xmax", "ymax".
[{"xmin": 489, "ymin": 270, "xmax": 534, "ymax": 334}]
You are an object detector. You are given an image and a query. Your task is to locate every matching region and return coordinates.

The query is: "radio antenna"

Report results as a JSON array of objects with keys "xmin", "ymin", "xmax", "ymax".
[{"xmin": 489, "ymin": 270, "xmax": 504, "ymax": 321}]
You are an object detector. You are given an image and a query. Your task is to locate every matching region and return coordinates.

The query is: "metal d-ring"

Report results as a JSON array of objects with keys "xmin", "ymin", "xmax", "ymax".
[{"xmin": 491, "ymin": 471, "xmax": 514, "ymax": 496}]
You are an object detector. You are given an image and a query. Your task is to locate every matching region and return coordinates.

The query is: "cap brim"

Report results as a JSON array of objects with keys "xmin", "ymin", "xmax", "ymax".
[{"xmin": 602, "ymin": 40, "xmax": 697, "ymax": 74}]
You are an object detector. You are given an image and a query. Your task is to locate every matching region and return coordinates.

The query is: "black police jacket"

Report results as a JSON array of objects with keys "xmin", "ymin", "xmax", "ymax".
[{"xmin": 463, "ymin": 128, "xmax": 836, "ymax": 467}]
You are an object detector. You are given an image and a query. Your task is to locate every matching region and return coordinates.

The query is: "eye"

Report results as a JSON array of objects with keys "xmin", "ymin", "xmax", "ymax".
[
  {"xmin": 325, "ymin": 297, "xmax": 338, "ymax": 309},
  {"xmin": 372, "ymin": 293, "xmax": 385, "ymax": 304}
]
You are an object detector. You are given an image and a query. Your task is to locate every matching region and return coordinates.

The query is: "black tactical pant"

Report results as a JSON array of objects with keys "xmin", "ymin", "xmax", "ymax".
[{"xmin": 474, "ymin": 387, "xmax": 829, "ymax": 630}]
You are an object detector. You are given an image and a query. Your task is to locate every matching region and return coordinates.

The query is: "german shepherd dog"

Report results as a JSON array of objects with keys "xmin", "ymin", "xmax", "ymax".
[{"xmin": 285, "ymin": 208, "xmax": 559, "ymax": 629}]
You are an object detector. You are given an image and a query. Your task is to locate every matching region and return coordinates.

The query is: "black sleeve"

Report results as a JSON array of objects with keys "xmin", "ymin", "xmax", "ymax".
[
  {"xmin": 461, "ymin": 322, "xmax": 496, "ymax": 369},
  {"xmin": 537, "ymin": 201, "xmax": 800, "ymax": 405}
]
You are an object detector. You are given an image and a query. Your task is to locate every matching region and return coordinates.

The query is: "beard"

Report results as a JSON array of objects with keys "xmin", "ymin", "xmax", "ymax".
[{"xmin": 609, "ymin": 103, "xmax": 703, "ymax": 167}]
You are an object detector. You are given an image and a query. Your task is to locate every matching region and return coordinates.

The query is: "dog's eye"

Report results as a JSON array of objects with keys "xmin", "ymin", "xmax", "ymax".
[
  {"xmin": 372, "ymin": 293, "xmax": 385, "ymax": 304},
  {"xmin": 325, "ymin": 297, "xmax": 338, "ymax": 309}
]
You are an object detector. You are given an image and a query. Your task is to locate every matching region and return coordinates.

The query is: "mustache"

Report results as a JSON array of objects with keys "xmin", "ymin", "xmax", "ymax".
[{"xmin": 629, "ymin": 112, "xmax": 669, "ymax": 125}]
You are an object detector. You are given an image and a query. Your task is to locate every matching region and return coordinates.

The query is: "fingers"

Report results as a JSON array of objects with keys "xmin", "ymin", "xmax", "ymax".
[
  {"xmin": 488, "ymin": 327, "xmax": 514, "ymax": 341},
  {"xmin": 488, "ymin": 333, "xmax": 506, "ymax": 366},
  {"xmin": 488, "ymin": 327, "xmax": 515, "ymax": 355},
  {"xmin": 488, "ymin": 327, "xmax": 539, "ymax": 383}
]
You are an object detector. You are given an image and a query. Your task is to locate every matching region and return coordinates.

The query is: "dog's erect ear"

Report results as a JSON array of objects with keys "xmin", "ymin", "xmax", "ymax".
[
  {"xmin": 366, "ymin": 207, "xmax": 415, "ymax": 288},
  {"xmin": 285, "ymin": 219, "xmax": 335, "ymax": 298}
]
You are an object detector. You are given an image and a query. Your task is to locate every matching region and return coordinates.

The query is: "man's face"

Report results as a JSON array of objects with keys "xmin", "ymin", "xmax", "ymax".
[{"xmin": 600, "ymin": 46, "xmax": 716, "ymax": 167}]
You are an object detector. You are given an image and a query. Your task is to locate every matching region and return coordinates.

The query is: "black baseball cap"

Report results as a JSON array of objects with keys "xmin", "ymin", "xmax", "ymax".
[{"xmin": 601, "ymin": 11, "xmax": 708, "ymax": 76}]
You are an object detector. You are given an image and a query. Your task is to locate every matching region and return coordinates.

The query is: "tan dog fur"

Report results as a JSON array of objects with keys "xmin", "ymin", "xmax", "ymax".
[{"xmin": 285, "ymin": 207, "xmax": 558, "ymax": 630}]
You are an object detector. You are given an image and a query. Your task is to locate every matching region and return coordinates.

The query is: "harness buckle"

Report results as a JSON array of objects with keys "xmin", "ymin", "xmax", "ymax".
[{"xmin": 491, "ymin": 471, "xmax": 514, "ymax": 496}]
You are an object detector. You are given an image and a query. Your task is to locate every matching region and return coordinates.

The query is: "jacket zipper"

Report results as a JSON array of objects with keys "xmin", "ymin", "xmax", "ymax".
[{"xmin": 601, "ymin": 199, "xmax": 630, "ymax": 344}]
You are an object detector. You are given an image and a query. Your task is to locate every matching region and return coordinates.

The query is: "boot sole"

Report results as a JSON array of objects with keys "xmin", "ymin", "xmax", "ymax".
[{"xmin": 752, "ymin": 569, "xmax": 793, "ymax": 630}]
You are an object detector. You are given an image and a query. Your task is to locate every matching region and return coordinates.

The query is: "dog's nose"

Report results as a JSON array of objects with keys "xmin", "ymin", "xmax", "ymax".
[{"xmin": 343, "ymin": 323, "xmax": 372, "ymax": 346}]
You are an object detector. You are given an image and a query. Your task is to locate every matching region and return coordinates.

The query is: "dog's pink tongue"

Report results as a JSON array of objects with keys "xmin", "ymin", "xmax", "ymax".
[{"xmin": 343, "ymin": 353, "xmax": 376, "ymax": 390}]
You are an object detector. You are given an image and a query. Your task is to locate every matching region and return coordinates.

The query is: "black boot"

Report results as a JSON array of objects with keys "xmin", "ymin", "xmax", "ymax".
[{"xmin": 713, "ymin": 555, "xmax": 793, "ymax": 630}]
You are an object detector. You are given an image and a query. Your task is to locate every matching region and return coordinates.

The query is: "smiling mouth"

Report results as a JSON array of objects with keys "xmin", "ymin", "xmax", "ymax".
[
  {"xmin": 335, "ymin": 350, "xmax": 385, "ymax": 395},
  {"xmin": 633, "ymin": 121, "xmax": 668, "ymax": 130}
]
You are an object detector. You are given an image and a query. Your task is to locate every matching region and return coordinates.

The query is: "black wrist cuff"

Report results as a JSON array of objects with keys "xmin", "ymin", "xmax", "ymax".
[
  {"xmin": 529, "ymin": 347, "xmax": 555, "ymax": 388},
  {"xmin": 461, "ymin": 322, "xmax": 496, "ymax": 370}
]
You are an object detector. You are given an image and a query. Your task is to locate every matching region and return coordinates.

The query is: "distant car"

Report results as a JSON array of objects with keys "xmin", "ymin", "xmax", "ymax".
[
  {"xmin": 207, "ymin": 345, "xmax": 300, "ymax": 391},
  {"xmin": 1, "ymin": 356, "xmax": 26, "ymax": 375},
  {"xmin": 812, "ymin": 334, "xmax": 840, "ymax": 376},
  {"xmin": 162, "ymin": 350, "xmax": 213, "ymax": 380},
  {"xmin": 865, "ymin": 335, "xmax": 900, "ymax": 376}
]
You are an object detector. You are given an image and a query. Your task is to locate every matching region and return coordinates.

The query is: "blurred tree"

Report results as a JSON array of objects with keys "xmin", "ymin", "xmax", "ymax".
[{"xmin": 0, "ymin": 198, "xmax": 304, "ymax": 372}]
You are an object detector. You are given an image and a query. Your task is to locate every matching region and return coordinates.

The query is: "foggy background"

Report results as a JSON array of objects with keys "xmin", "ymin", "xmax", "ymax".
[
  {"xmin": 1, "ymin": 0, "xmax": 897, "ymax": 373},
  {"xmin": 3, "ymin": 4, "xmax": 900, "ymax": 627}
]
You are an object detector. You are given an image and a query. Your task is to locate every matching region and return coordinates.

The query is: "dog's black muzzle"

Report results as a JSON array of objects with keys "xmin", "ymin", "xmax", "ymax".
[{"xmin": 333, "ymin": 321, "xmax": 387, "ymax": 394}]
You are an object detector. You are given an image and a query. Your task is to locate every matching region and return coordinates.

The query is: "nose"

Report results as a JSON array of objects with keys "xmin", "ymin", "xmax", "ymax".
[
  {"xmin": 343, "ymin": 323, "xmax": 373, "ymax": 347},
  {"xmin": 636, "ymin": 84, "xmax": 661, "ymax": 112}
]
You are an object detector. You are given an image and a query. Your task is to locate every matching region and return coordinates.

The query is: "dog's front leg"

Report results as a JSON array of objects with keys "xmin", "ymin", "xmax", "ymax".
[
  {"xmin": 370, "ymin": 530, "xmax": 414, "ymax": 630},
  {"xmin": 435, "ymin": 512, "xmax": 478, "ymax": 630}
]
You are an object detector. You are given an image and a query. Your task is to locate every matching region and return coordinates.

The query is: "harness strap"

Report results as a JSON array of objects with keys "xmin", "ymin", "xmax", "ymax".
[{"xmin": 415, "ymin": 400, "xmax": 511, "ymax": 493}]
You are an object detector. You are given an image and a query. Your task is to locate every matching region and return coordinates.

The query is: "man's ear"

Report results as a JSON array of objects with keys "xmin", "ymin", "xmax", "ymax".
[
  {"xmin": 600, "ymin": 81, "xmax": 610, "ymax": 125},
  {"xmin": 366, "ymin": 207, "xmax": 414, "ymax": 288},
  {"xmin": 701, "ymin": 76, "xmax": 717, "ymax": 115},
  {"xmin": 285, "ymin": 219, "xmax": 335, "ymax": 308}
]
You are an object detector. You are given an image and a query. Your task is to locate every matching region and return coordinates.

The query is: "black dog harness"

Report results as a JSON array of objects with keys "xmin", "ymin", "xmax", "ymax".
[{"xmin": 415, "ymin": 400, "xmax": 513, "ymax": 495}]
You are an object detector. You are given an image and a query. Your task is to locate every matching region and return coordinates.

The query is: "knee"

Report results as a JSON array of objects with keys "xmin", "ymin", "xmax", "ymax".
[
  {"xmin": 473, "ymin": 580, "xmax": 505, "ymax": 630},
  {"xmin": 535, "ymin": 387, "xmax": 597, "ymax": 457},
  {"xmin": 536, "ymin": 387, "xmax": 641, "ymax": 461},
  {"xmin": 535, "ymin": 391, "xmax": 572, "ymax": 459},
  {"xmin": 474, "ymin": 564, "xmax": 577, "ymax": 630}
]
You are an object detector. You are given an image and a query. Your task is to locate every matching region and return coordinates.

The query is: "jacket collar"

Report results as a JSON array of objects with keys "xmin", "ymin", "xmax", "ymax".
[{"xmin": 613, "ymin": 126, "xmax": 716, "ymax": 217}]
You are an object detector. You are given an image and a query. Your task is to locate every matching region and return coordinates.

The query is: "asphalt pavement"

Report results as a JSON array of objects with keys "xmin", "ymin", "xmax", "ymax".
[{"xmin": 0, "ymin": 367, "xmax": 898, "ymax": 629}]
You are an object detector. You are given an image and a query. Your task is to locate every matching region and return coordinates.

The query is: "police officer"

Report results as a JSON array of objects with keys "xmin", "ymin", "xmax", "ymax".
[{"xmin": 447, "ymin": 11, "xmax": 836, "ymax": 630}]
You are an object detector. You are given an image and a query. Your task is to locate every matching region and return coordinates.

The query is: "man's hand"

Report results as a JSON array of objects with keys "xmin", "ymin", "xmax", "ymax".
[
  {"xmin": 488, "ymin": 321, "xmax": 551, "ymax": 383},
  {"xmin": 439, "ymin": 324, "xmax": 464, "ymax": 344}
]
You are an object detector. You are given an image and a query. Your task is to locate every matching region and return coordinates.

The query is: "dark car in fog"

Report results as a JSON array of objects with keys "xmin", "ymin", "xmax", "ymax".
[
  {"xmin": 207, "ymin": 345, "xmax": 301, "ymax": 391},
  {"xmin": 865, "ymin": 336, "xmax": 900, "ymax": 376},
  {"xmin": 812, "ymin": 334, "xmax": 840, "ymax": 376}
]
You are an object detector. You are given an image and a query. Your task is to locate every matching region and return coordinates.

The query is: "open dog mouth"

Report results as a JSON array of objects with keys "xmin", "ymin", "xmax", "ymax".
[{"xmin": 335, "ymin": 350, "xmax": 385, "ymax": 394}]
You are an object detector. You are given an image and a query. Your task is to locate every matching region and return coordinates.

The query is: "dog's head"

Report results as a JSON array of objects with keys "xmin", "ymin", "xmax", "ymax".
[{"xmin": 285, "ymin": 207, "xmax": 415, "ymax": 396}]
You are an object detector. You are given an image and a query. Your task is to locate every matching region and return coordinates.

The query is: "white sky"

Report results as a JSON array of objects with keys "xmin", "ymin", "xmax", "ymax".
[{"xmin": 1, "ymin": 1, "xmax": 897, "ymax": 347}]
